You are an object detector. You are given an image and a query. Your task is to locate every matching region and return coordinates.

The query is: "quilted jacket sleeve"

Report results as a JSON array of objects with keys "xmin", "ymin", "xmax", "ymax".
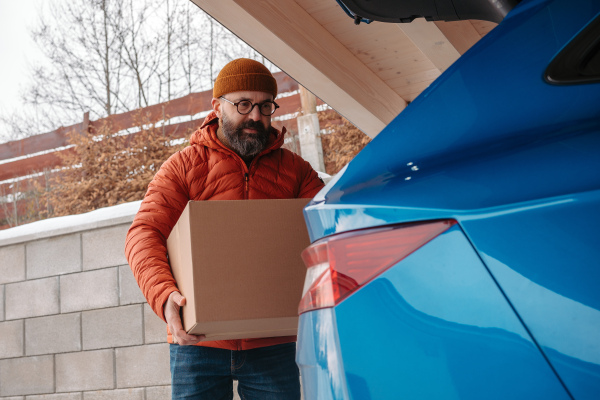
[
  {"xmin": 297, "ymin": 157, "xmax": 325, "ymax": 199},
  {"xmin": 125, "ymin": 150, "xmax": 191, "ymax": 322}
]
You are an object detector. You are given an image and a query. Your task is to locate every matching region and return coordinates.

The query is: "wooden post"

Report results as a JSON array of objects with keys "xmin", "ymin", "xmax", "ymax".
[
  {"xmin": 300, "ymin": 85, "xmax": 317, "ymax": 114},
  {"xmin": 297, "ymin": 86, "xmax": 325, "ymax": 172},
  {"xmin": 81, "ymin": 112, "xmax": 90, "ymax": 135}
]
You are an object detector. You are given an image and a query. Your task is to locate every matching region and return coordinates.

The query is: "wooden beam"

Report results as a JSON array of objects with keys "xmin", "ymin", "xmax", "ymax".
[
  {"xmin": 190, "ymin": 0, "xmax": 407, "ymax": 138},
  {"xmin": 433, "ymin": 20, "xmax": 487, "ymax": 55},
  {"xmin": 397, "ymin": 18, "xmax": 461, "ymax": 73}
]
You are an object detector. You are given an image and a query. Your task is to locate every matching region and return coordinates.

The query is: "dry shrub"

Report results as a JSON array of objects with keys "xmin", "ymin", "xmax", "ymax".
[
  {"xmin": 44, "ymin": 112, "xmax": 191, "ymax": 218},
  {"xmin": 319, "ymin": 109, "xmax": 371, "ymax": 175}
]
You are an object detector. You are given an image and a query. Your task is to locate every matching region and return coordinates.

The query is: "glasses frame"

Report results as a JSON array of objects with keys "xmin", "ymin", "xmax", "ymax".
[{"xmin": 220, "ymin": 96, "xmax": 280, "ymax": 116}]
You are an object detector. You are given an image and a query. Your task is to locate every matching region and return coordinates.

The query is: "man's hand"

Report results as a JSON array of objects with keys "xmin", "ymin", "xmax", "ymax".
[{"xmin": 164, "ymin": 291, "xmax": 205, "ymax": 345}]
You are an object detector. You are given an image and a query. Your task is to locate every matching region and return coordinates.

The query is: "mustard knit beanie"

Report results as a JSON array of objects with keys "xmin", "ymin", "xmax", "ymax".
[{"xmin": 213, "ymin": 58, "xmax": 278, "ymax": 99}]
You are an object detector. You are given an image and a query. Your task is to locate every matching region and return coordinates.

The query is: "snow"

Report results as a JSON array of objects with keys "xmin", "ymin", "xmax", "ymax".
[
  {"xmin": 276, "ymin": 90, "xmax": 299, "ymax": 98},
  {"xmin": 317, "ymin": 170, "xmax": 331, "ymax": 181},
  {"xmin": 0, "ymin": 200, "xmax": 142, "ymax": 247},
  {"xmin": 273, "ymin": 112, "xmax": 300, "ymax": 122}
]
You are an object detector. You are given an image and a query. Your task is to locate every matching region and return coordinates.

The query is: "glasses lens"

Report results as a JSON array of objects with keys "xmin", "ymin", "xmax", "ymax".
[
  {"xmin": 236, "ymin": 100, "xmax": 253, "ymax": 114},
  {"xmin": 260, "ymin": 102, "xmax": 276, "ymax": 116}
]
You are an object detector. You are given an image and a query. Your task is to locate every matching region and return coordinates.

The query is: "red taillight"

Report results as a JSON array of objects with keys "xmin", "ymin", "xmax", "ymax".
[{"xmin": 298, "ymin": 220, "xmax": 456, "ymax": 314}]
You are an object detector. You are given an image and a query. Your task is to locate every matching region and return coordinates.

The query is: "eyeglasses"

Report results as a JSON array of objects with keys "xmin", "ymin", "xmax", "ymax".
[{"xmin": 220, "ymin": 97, "xmax": 280, "ymax": 116}]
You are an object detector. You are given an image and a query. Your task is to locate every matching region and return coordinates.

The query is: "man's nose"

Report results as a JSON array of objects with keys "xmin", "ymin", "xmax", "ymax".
[{"xmin": 247, "ymin": 104, "xmax": 262, "ymax": 120}]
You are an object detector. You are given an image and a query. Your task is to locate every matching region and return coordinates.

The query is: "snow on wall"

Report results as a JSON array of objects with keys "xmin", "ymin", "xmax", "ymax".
[{"xmin": 0, "ymin": 200, "xmax": 142, "ymax": 247}]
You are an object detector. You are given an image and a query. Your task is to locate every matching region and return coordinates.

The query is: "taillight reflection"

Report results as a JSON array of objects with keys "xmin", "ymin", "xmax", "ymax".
[{"xmin": 298, "ymin": 220, "xmax": 456, "ymax": 314}]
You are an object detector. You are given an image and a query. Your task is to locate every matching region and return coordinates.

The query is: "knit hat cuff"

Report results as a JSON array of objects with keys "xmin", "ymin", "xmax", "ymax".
[{"xmin": 213, "ymin": 73, "xmax": 277, "ymax": 99}]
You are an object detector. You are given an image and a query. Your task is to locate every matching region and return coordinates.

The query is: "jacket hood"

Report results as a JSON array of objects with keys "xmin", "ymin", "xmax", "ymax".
[{"xmin": 189, "ymin": 111, "xmax": 286, "ymax": 154}]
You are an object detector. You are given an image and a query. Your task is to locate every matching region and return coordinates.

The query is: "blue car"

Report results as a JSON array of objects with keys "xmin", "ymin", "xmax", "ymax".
[{"xmin": 296, "ymin": 0, "xmax": 600, "ymax": 399}]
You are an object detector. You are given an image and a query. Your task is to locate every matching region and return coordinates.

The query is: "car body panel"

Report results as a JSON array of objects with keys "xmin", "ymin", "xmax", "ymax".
[
  {"xmin": 462, "ymin": 190, "xmax": 600, "ymax": 400},
  {"xmin": 297, "ymin": 308, "xmax": 350, "ymax": 400},
  {"xmin": 333, "ymin": 226, "xmax": 569, "ymax": 399},
  {"xmin": 299, "ymin": 0, "xmax": 600, "ymax": 398}
]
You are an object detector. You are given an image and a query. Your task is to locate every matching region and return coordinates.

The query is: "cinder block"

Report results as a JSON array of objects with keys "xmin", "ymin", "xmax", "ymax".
[
  {"xmin": 5, "ymin": 278, "xmax": 59, "ymax": 320},
  {"xmin": 144, "ymin": 304, "xmax": 166, "ymax": 344},
  {"xmin": 83, "ymin": 388, "xmax": 143, "ymax": 400},
  {"xmin": 0, "ymin": 355, "xmax": 54, "ymax": 396},
  {"xmin": 145, "ymin": 386, "xmax": 171, "ymax": 400},
  {"xmin": 83, "ymin": 225, "xmax": 129, "ymax": 271},
  {"xmin": 119, "ymin": 265, "xmax": 145, "ymax": 305},
  {"xmin": 26, "ymin": 313, "xmax": 81, "ymax": 355},
  {"xmin": 60, "ymin": 268, "xmax": 118, "ymax": 313},
  {"xmin": 0, "ymin": 320, "xmax": 23, "ymax": 358},
  {"xmin": 82, "ymin": 305, "xmax": 143, "ymax": 350},
  {"xmin": 26, "ymin": 234, "xmax": 81, "ymax": 279},
  {"xmin": 1, "ymin": 396, "xmax": 25, "ymax": 400},
  {"xmin": 0, "ymin": 244, "xmax": 25, "ymax": 284},
  {"xmin": 116, "ymin": 343, "xmax": 170, "ymax": 388},
  {"xmin": 26, "ymin": 393, "xmax": 82, "ymax": 400},
  {"xmin": 56, "ymin": 349, "xmax": 114, "ymax": 392}
]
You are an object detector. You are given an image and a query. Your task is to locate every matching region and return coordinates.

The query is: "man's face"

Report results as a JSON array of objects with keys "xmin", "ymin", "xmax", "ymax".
[{"xmin": 214, "ymin": 90, "xmax": 274, "ymax": 158}]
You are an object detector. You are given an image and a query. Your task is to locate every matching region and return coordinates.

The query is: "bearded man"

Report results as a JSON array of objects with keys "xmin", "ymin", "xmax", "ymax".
[{"xmin": 125, "ymin": 58, "xmax": 324, "ymax": 399}]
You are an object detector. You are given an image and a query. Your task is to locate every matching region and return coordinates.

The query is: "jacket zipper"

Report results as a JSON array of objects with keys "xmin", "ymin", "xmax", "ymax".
[{"xmin": 244, "ymin": 173, "xmax": 249, "ymax": 199}]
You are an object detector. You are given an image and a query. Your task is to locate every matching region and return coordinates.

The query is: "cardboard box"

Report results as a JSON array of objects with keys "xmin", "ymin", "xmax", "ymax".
[{"xmin": 166, "ymin": 198, "xmax": 311, "ymax": 340}]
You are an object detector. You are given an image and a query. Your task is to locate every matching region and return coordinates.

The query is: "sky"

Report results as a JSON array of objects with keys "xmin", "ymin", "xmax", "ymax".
[{"xmin": 0, "ymin": 1, "xmax": 44, "ymax": 122}]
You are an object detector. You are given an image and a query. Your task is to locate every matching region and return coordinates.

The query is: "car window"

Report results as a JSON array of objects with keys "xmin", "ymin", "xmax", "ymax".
[{"xmin": 545, "ymin": 13, "xmax": 600, "ymax": 84}]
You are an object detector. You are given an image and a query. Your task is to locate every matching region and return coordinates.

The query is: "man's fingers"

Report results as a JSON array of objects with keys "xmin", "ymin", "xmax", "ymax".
[
  {"xmin": 173, "ymin": 293, "xmax": 185, "ymax": 307},
  {"xmin": 173, "ymin": 329, "xmax": 205, "ymax": 346},
  {"xmin": 166, "ymin": 291, "xmax": 203, "ymax": 345},
  {"xmin": 171, "ymin": 291, "xmax": 186, "ymax": 307}
]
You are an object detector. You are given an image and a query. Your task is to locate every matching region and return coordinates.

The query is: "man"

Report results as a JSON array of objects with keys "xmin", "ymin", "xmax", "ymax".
[{"xmin": 125, "ymin": 58, "xmax": 324, "ymax": 399}]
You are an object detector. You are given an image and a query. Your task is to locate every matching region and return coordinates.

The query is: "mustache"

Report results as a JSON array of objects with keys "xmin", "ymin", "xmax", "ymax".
[{"xmin": 239, "ymin": 119, "xmax": 267, "ymax": 132}]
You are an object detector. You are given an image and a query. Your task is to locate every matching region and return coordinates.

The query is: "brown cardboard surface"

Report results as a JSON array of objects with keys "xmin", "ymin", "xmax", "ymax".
[{"xmin": 167, "ymin": 198, "xmax": 311, "ymax": 340}]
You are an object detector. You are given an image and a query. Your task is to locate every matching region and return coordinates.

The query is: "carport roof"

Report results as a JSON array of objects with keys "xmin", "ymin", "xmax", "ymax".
[{"xmin": 190, "ymin": 0, "xmax": 496, "ymax": 138}]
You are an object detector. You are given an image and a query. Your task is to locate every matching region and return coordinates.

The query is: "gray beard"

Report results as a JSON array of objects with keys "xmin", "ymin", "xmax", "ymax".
[{"xmin": 221, "ymin": 114, "xmax": 270, "ymax": 158}]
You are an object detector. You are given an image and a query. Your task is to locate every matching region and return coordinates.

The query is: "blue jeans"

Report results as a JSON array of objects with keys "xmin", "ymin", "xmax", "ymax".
[{"xmin": 170, "ymin": 342, "xmax": 301, "ymax": 400}]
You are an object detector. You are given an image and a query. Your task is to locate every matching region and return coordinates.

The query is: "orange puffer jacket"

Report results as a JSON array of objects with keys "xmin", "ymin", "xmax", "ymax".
[{"xmin": 125, "ymin": 111, "xmax": 324, "ymax": 350}]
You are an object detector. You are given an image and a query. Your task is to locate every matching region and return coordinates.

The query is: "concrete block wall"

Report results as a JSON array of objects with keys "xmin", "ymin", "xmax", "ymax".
[{"xmin": 0, "ymin": 206, "xmax": 173, "ymax": 399}]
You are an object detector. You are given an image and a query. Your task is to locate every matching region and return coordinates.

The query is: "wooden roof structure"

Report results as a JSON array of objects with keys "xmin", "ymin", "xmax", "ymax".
[{"xmin": 191, "ymin": 0, "xmax": 496, "ymax": 138}]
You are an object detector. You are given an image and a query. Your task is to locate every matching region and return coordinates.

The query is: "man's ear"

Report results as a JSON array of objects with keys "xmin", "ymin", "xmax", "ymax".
[{"xmin": 211, "ymin": 98, "xmax": 222, "ymax": 118}]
